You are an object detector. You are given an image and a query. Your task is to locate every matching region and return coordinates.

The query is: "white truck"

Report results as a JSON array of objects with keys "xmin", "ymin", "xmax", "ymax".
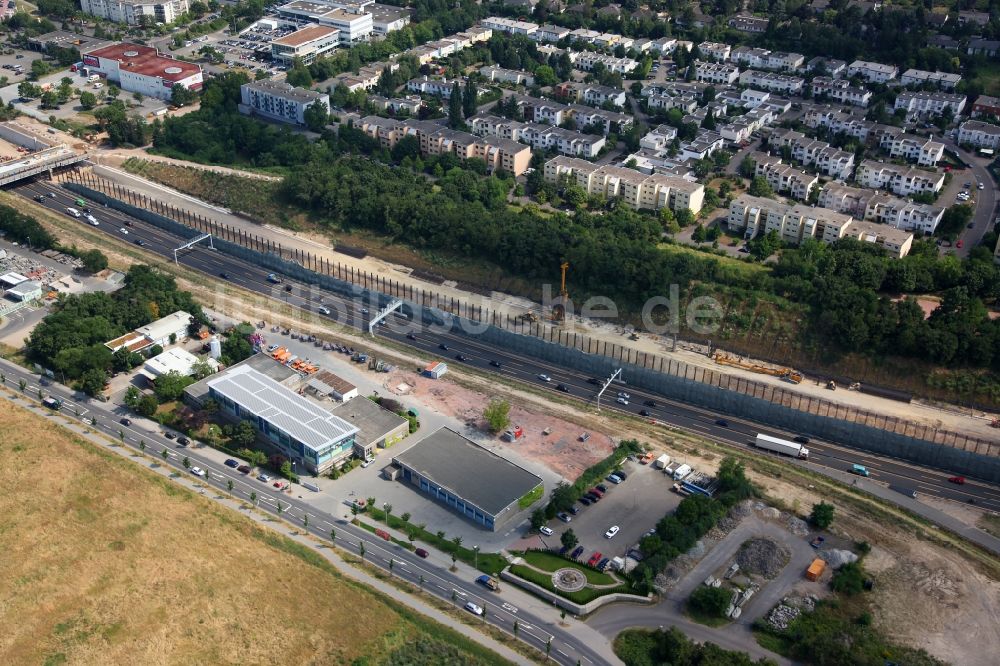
[
  {"xmin": 754, "ymin": 433, "xmax": 809, "ymax": 460},
  {"xmin": 654, "ymin": 453, "xmax": 671, "ymax": 469},
  {"xmin": 672, "ymin": 464, "xmax": 692, "ymax": 480}
]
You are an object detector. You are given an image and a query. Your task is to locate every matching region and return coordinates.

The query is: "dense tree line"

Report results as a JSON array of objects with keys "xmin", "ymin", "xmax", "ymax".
[
  {"xmin": 27, "ymin": 266, "xmax": 205, "ymax": 394},
  {"xmin": 614, "ymin": 627, "xmax": 773, "ymax": 666}
]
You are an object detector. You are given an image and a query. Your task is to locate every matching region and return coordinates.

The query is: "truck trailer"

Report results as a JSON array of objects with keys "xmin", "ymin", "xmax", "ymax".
[
  {"xmin": 654, "ymin": 453, "xmax": 671, "ymax": 469},
  {"xmin": 753, "ymin": 433, "xmax": 809, "ymax": 460}
]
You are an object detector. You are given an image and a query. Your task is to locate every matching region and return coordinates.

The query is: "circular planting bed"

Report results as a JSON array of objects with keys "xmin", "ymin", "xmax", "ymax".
[{"xmin": 552, "ymin": 567, "xmax": 588, "ymax": 593}]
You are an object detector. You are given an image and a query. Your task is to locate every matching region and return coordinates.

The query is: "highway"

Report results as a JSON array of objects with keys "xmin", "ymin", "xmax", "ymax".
[
  {"xmin": 13, "ymin": 179, "xmax": 1000, "ymax": 516},
  {"xmin": 0, "ymin": 357, "xmax": 607, "ymax": 666}
]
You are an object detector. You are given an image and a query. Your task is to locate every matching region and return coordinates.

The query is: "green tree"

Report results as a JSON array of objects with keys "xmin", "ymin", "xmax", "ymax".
[
  {"xmin": 463, "ymin": 77, "xmax": 477, "ymax": 118},
  {"xmin": 79, "ymin": 249, "xmax": 108, "ymax": 273},
  {"xmin": 303, "ymin": 100, "xmax": 329, "ymax": 132},
  {"xmin": 560, "ymin": 529, "xmax": 578, "ymax": 550},
  {"xmin": 124, "ymin": 385, "xmax": 141, "ymax": 410},
  {"xmin": 152, "ymin": 371, "xmax": 194, "ymax": 402},
  {"xmin": 183, "ymin": 456, "xmax": 191, "ymax": 469},
  {"xmin": 810, "ymin": 501, "xmax": 835, "ymax": 529},
  {"xmin": 230, "ymin": 420, "xmax": 257, "ymax": 448},
  {"xmin": 831, "ymin": 561, "xmax": 866, "ymax": 595},
  {"xmin": 531, "ymin": 508, "xmax": 547, "ymax": 530},
  {"xmin": 688, "ymin": 585, "xmax": 730, "ymax": 618},
  {"xmin": 77, "ymin": 368, "xmax": 107, "ymax": 397},
  {"xmin": 79, "ymin": 91, "xmax": 97, "ymax": 110},
  {"xmin": 483, "ymin": 398, "xmax": 511, "ymax": 433},
  {"xmin": 171, "ymin": 83, "xmax": 197, "ymax": 107},
  {"xmin": 748, "ymin": 176, "xmax": 774, "ymax": 198},
  {"xmin": 448, "ymin": 83, "xmax": 464, "ymax": 129}
]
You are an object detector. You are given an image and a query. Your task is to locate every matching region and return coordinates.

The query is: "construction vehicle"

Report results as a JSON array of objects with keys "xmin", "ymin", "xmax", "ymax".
[
  {"xmin": 517, "ymin": 312, "xmax": 538, "ymax": 323},
  {"xmin": 712, "ymin": 352, "xmax": 802, "ymax": 384},
  {"xmin": 552, "ymin": 261, "xmax": 570, "ymax": 322}
]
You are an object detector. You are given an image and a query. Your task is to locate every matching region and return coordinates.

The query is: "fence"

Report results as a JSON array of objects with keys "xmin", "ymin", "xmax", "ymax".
[{"xmin": 61, "ymin": 175, "xmax": 1000, "ymax": 481}]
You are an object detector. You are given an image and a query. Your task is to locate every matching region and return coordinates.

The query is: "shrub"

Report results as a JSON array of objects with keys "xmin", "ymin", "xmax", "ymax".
[
  {"xmin": 831, "ymin": 561, "xmax": 866, "ymax": 596},
  {"xmin": 688, "ymin": 585, "xmax": 731, "ymax": 618},
  {"xmin": 810, "ymin": 501, "xmax": 835, "ymax": 529}
]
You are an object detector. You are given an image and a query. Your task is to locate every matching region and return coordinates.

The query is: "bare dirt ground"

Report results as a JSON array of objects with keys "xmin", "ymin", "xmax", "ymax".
[{"xmin": 22, "ymin": 197, "xmax": 1000, "ymax": 666}]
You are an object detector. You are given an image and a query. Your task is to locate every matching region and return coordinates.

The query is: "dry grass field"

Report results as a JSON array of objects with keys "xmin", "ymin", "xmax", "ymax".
[{"xmin": 0, "ymin": 400, "xmax": 510, "ymax": 666}]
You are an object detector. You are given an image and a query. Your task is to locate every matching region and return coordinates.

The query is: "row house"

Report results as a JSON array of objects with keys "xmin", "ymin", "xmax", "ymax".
[
  {"xmin": 803, "ymin": 106, "xmax": 876, "ymax": 142},
  {"xmin": 738, "ymin": 88, "xmax": 770, "ymax": 108},
  {"xmin": 900, "ymin": 69, "xmax": 962, "ymax": 90},
  {"xmin": 957, "ymin": 120, "xmax": 1000, "ymax": 150},
  {"xmin": 368, "ymin": 94, "xmax": 424, "ymax": 116},
  {"xmin": 855, "ymin": 160, "xmax": 945, "ymax": 196},
  {"xmin": 573, "ymin": 51, "xmax": 640, "ymax": 74},
  {"xmin": 510, "ymin": 94, "xmax": 569, "ymax": 125},
  {"xmin": 878, "ymin": 131, "xmax": 945, "ymax": 166},
  {"xmin": 728, "ymin": 195, "xmax": 914, "ymax": 257},
  {"xmin": 811, "ymin": 77, "xmax": 872, "ymax": 107},
  {"xmin": 680, "ymin": 131, "xmax": 725, "ymax": 161},
  {"xmin": 353, "ymin": 116, "xmax": 531, "ymax": 175},
  {"xmin": 531, "ymin": 24, "xmax": 571, "ymax": 43},
  {"xmin": 698, "ymin": 41, "xmax": 732, "ymax": 61},
  {"xmin": 759, "ymin": 162, "xmax": 819, "ymax": 200},
  {"xmin": 820, "ymin": 183, "xmax": 944, "ymax": 234},
  {"xmin": 544, "ymin": 156, "xmax": 705, "ymax": 213},
  {"xmin": 406, "ymin": 75, "xmax": 470, "ymax": 98},
  {"xmin": 719, "ymin": 107, "xmax": 773, "ymax": 143},
  {"xmin": 555, "ymin": 82, "xmax": 626, "ymax": 107},
  {"xmin": 481, "ymin": 16, "xmax": 537, "ymax": 36},
  {"xmin": 971, "ymin": 95, "xmax": 1000, "ymax": 120},
  {"xmin": 645, "ymin": 90, "xmax": 699, "ymax": 113},
  {"xmin": 730, "ymin": 46, "xmax": 805, "ymax": 71},
  {"xmin": 728, "ymin": 14, "xmax": 769, "ymax": 34},
  {"xmin": 694, "ymin": 60, "xmax": 740, "ymax": 85},
  {"xmin": 807, "ymin": 57, "xmax": 847, "ymax": 78},
  {"xmin": 566, "ymin": 104, "xmax": 633, "ymax": 134},
  {"xmin": 847, "ymin": 60, "xmax": 898, "ymax": 83},
  {"xmin": 893, "ymin": 91, "xmax": 966, "ymax": 118},
  {"xmin": 639, "ymin": 124, "xmax": 678, "ymax": 151},
  {"xmin": 738, "ymin": 69, "xmax": 805, "ymax": 94},
  {"xmin": 768, "ymin": 128, "xmax": 855, "ymax": 179},
  {"xmin": 479, "ymin": 65, "xmax": 533, "ymax": 87},
  {"xmin": 469, "ymin": 114, "xmax": 606, "ymax": 158}
]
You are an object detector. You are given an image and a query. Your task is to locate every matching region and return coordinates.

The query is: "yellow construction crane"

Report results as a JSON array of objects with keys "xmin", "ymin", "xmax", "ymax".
[
  {"xmin": 713, "ymin": 352, "xmax": 802, "ymax": 384},
  {"xmin": 553, "ymin": 261, "xmax": 570, "ymax": 322}
]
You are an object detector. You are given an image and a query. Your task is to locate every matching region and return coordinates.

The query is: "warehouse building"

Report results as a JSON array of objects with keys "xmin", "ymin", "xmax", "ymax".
[
  {"xmin": 105, "ymin": 310, "xmax": 193, "ymax": 354},
  {"xmin": 332, "ymin": 396, "xmax": 409, "ymax": 459},
  {"xmin": 82, "ymin": 43, "xmax": 203, "ymax": 100},
  {"xmin": 207, "ymin": 364, "xmax": 359, "ymax": 474},
  {"xmin": 390, "ymin": 427, "xmax": 542, "ymax": 531},
  {"xmin": 270, "ymin": 24, "xmax": 341, "ymax": 64},
  {"xmin": 140, "ymin": 347, "xmax": 217, "ymax": 381}
]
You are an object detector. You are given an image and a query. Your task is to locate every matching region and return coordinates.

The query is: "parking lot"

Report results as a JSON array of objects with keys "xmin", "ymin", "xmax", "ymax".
[{"xmin": 536, "ymin": 458, "xmax": 683, "ymax": 566}]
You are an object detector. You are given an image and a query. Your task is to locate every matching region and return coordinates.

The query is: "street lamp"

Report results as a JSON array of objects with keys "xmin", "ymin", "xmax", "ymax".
[{"xmin": 473, "ymin": 545, "xmax": 479, "ymax": 571}]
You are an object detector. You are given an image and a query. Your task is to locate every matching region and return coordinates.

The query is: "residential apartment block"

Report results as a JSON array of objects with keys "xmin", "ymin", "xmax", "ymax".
[
  {"xmin": 957, "ymin": 120, "xmax": 1000, "ymax": 150},
  {"xmin": 971, "ymin": 95, "xmax": 1000, "ymax": 120},
  {"xmin": 730, "ymin": 46, "xmax": 804, "ymax": 71},
  {"xmin": 738, "ymin": 69, "xmax": 804, "ymax": 94},
  {"xmin": 758, "ymin": 161, "xmax": 819, "ymax": 200},
  {"xmin": 555, "ymin": 82, "xmax": 626, "ymax": 107},
  {"xmin": 479, "ymin": 64, "xmax": 533, "ymax": 86},
  {"xmin": 878, "ymin": 131, "xmax": 944, "ymax": 166},
  {"xmin": 819, "ymin": 182, "xmax": 944, "ymax": 234},
  {"xmin": 239, "ymin": 80, "xmax": 329, "ymax": 126},
  {"xmin": 405, "ymin": 75, "xmax": 470, "ymax": 98},
  {"xmin": 847, "ymin": 60, "xmax": 898, "ymax": 83},
  {"xmin": 698, "ymin": 41, "xmax": 731, "ymax": 61},
  {"xmin": 680, "ymin": 131, "xmax": 725, "ymax": 161},
  {"xmin": 469, "ymin": 114, "xmax": 606, "ymax": 158},
  {"xmin": 767, "ymin": 128, "xmax": 855, "ymax": 179},
  {"xmin": 728, "ymin": 195, "xmax": 913, "ymax": 257},
  {"xmin": 694, "ymin": 60, "xmax": 740, "ymax": 85},
  {"xmin": 855, "ymin": 160, "xmax": 945, "ymax": 196},
  {"xmin": 900, "ymin": 68, "xmax": 961, "ymax": 90},
  {"xmin": 80, "ymin": 0, "xmax": 188, "ymax": 25},
  {"xmin": 810, "ymin": 77, "xmax": 872, "ymax": 107},
  {"xmin": 481, "ymin": 16, "xmax": 537, "ymax": 36},
  {"xmin": 544, "ymin": 156, "xmax": 705, "ymax": 213},
  {"xmin": 639, "ymin": 124, "xmax": 678, "ymax": 151},
  {"xmin": 807, "ymin": 57, "xmax": 847, "ymax": 78},
  {"xmin": 353, "ymin": 115, "xmax": 531, "ymax": 175},
  {"xmin": 893, "ymin": 91, "xmax": 966, "ymax": 118},
  {"xmin": 367, "ymin": 93, "xmax": 424, "ymax": 115}
]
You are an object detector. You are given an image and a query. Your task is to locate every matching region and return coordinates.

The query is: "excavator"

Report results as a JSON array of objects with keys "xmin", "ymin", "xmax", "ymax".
[{"xmin": 713, "ymin": 352, "xmax": 803, "ymax": 384}]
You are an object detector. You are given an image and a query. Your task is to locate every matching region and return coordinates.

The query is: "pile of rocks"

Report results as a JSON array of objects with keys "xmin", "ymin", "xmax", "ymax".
[
  {"xmin": 787, "ymin": 515, "xmax": 810, "ymax": 536},
  {"xmin": 737, "ymin": 538, "xmax": 792, "ymax": 579},
  {"xmin": 820, "ymin": 549, "xmax": 859, "ymax": 569},
  {"xmin": 765, "ymin": 602, "xmax": 801, "ymax": 630}
]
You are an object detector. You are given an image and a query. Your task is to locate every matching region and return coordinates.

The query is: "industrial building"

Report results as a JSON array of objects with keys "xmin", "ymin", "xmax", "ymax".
[
  {"xmin": 141, "ymin": 348, "xmax": 217, "ymax": 381},
  {"xmin": 105, "ymin": 310, "xmax": 193, "ymax": 354},
  {"xmin": 206, "ymin": 364, "xmax": 359, "ymax": 474},
  {"xmin": 331, "ymin": 396, "xmax": 409, "ymax": 459},
  {"xmin": 82, "ymin": 43, "xmax": 203, "ymax": 101},
  {"xmin": 389, "ymin": 427, "xmax": 543, "ymax": 531},
  {"xmin": 5, "ymin": 280, "xmax": 41, "ymax": 302},
  {"xmin": 306, "ymin": 369, "xmax": 358, "ymax": 401}
]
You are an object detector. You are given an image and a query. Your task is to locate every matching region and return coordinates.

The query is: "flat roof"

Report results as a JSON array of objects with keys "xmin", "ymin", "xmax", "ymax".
[
  {"xmin": 185, "ymin": 352, "xmax": 297, "ymax": 404},
  {"xmin": 104, "ymin": 331, "xmax": 152, "ymax": 353},
  {"xmin": 144, "ymin": 347, "xmax": 215, "ymax": 377},
  {"xmin": 273, "ymin": 24, "xmax": 341, "ymax": 47},
  {"xmin": 332, "ymin": 396, "xmax": 407, "ymax": 446},
  {"xmin": 307, "ymin": 369, "xmax": 356, "ymax": 396},
  {"xmin": 208, "ymin": 365, "xmax": 358, "ymax": 452},
  {"xmin": 7, "ymin": 280, "xmax": 40, "ymax": 295},
  {"xmin": 0, "ymin": 272, "xmax": 28, "ymax": 286},
  {"xmin": 135, "ymin": 310, "xmax": 192, "ymax": 341},
  {"xmin": 393, "ymin": 427, "xmax": 542, "ymax": 516},
  {"xmin": 85, "ymin": 43, "xmax": 202, "ymax": 82}
]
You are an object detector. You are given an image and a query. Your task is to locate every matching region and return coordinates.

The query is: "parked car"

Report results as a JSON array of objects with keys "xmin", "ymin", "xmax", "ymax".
[
  {"xmin": 539, "ymin": 526, "xmax": 554, "ymax": 536},
  {"xmin": 598, "ymin": 558, "xmax": 611, "ymax": 571},
  {"xmin": 164, "ymin": 432, "xmax": 176, "ymax": 440},
  {"xmin": 613, "ymin": 470, "xmax": 628, "ymax": 480},
  {"xmin": 579, "ymin": 496, "xmax": 592, "ymax": 506},
  {"xmin": 258, "ymin": 473, "xmax": 271, "ymax": 482},
  {"xmin": 570, "ymin": 546, "xmax": 584, "ymax": 559},
  {"xmin": 557, "ymin": 512, "xmax": 572, "ymax": 523},
  {"xmin": 176, "ymin": 436, "xmax": 189, "ymax": 446},
  {"xmin": 607, "ymin": 474, "xmax": 623, "ymax": 484},
  {"xmin": 568, "ymin": 505, "xmax": 580, "ymax": 515},
  {"xmin": 596, "ymin": 484, "xmax": 608, "ymax": 493},
  {"xmin": 237, "ymin": 465, "xmax": 251, "ymax": 474},
  {"xmin": 224, "ymin": 458, "xmax": 239, "ymax": 468},
  {"xmin": 605, "ymin": 525, "xmax": 620, "ymax": 539},
  {"xmin": 587, "ymin": 552, "xmax": 603, "ymax": 567}
]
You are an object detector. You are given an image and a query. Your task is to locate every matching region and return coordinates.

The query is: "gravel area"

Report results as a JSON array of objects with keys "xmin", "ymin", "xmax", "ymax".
[
  {"xmin": 736, "ymin": 538, "xmax": 791, "ymax": 579},
  {"xmin": 820, "ymin": 548, "xmax": 859, "ymax": 569}
]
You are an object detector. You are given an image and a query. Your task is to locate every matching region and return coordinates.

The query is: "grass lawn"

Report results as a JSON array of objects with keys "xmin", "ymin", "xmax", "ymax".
[
  {"xmin": 684, "ymin": 606, "xmax": 731, "ymax": 627},
  {"xmin": 508, "ymin": 564, "xmax": 629, "ymax": 604},
  {"xmin": 521, "ymin": 550, "xmax": 619, "ymax": 585},
  {"xmin": 656, "ymin": 240, "xmax": 768, "ymax": 278},
  {"xmin": 972, "ymin": 61, "xmax": 1000, "ymax": 96},
  {"xmin": 0, "ymin": 401, "xmax": 511, "ymax": 666}
]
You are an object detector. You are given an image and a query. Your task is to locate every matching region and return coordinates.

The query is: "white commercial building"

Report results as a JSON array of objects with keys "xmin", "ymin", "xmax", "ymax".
[
  {"xmin": 82, "ymin": 43, "xmax": 202, "ymax": 101},
  {"xmin": 544, "ymin": 156, "xmax": 705, "ymax": 213},
  {"xmin": 80, "ymin": 0, "xmax": 188, "ymax": 26},
  {"xmin": 239, "ymin": 80, "xmax": 330, "ymax": 126},
  {"xmin": 271, "ymin": 24, "xmax": 341, "ymax": 64},
  {"xmin": 142, "ymin": 348, "xmax": 218, "ymax": 381},
  {"xmin": 318, "ymin": 8, "xmax": 373, "ymax": 43}
]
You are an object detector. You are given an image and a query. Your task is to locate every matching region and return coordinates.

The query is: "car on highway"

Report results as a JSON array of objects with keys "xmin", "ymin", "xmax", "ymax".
[
  {"xmin": 557, "ymin": 512, "xmax": 572, "ymax": 523},
  {"xmin": 119, "ymin": 418, "xmax": 131, "ymax": 426},
  {"xmin": 464, "ymin": 601, "xmax": 484, "ymax": 616},
  {"xmin": 406, "ymin": 332, "xmax": 417, "ymax": 340},
  {"xmin": 65, "ymin": 207, "xmax": 81, "ymax": 218},
  {"xmin": 219, "ymin": 272, "xmax": 229, "ymax": 279},
  {"xmin": 237, "ymin": 464, "xmax": 251, "ymax": 474},
  {"xmin": 176, "ymin": 436, "xmax": 189, "ymax": 446},
  {"xmin": 616, "ymin": 396, "xmax": 629, "ymax": 405},
  {"xmin": 539, "ymin": 526, "xmax": 554, "ymax": 536},
  {"xmin": 643, "ymin": 400, "xmax": 656, "ymax": 407},
  {"xmin": 587, "ymin": 552, "xmax": 603, "ymax": 567},
  {"xmin": 134, "ymin": 239, "xmax": 145, "ymax": 246},
  {"xmin": 119, "ymin": 227, "xmax": 128, "ymax": 234},
  {"xmin": 163, "ymin": 431, "xmax": 176, "ymax": 440},
  {"xmin": 639, "ymin": 409, "xmax": 651, "ymax": 416},
  {"xmin": 360, "ymin": 308, "xmax": 369, "ymax": 315},
  {"xmin": 617, "ymin": 392, "xmax": 630, "ymax": 400},
  {"xmin": 284, "ymin": 284, "xmax": 292, "ymax": 291},
  {"xmin": 979, "ymin": 182, "xmax": 985, "ymax": 190},
  {"xmin": 715, "ymin": 419, "xmax": 729, "ymax": 427},
  {"xmin": 489, "ymin": 360, "xmax": 502, "ymax": 368},
  {"xmin": 587, "ymin": 377, "xmax": 599, "ymax": 384},
  {"xmin": 258, "ymin": 473, "xmax": 271, "ymax": 482},
  {"xmin": 439, "ymin": 343, "xmax": 449, "ymax": 350},
  {"xmin": 605, "ymin": 525, "xmax": 620, "ymax": 539},
  {"xmin": 570, "ymin": 545, "xmax": 584, "ymax": 559},
  {"xmin": 317, "ymin": 306, "xmax": 331, "ymax": 315},
  {"xmin": 793, "ymin": 435, "xmax": 810, "ymax": 444},
  {"xmin": 415, "ymin": 548, "xmax": 429, "ymax": 558},
  {"xmin": 190, "ymin": 467, "xmax": 206, "ymax": 477},
  {"xmin": 224, "ymin": 458, "xmax": 239, "ymax": 468},
  {"xmin": 556, "ymin": 383, "xmax": 570, "ymax": 393},
  {"xmin": 455, "ymin": 354, "xmax": 469, "ymax": 362},
  {"xmin": 538, "ymin": 373, "xmax": 551, "ymax": 382},
  {"xmin": 33, "ymin": 195, "xmax": 45, "ymax": 202},
  {"xmin": 948, "ymin": 476, "xmax": 966, "ymax": 485},
  {"xmin": 850, "ymin": 464, "xmax": 870, "ymax": 477}
]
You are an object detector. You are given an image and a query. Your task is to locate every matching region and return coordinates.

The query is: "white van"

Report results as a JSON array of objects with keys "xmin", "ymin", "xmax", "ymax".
[
  {"xmin": 87, "ymin": 74, "xmax": 100, "ymax": 83},
  {"xmin": 92, "ymin": 82, "xmax": 103, "ymax": 89},
  {"xmin": 65, "ymin": 207, "xmax": 81, "ymax": 218}
]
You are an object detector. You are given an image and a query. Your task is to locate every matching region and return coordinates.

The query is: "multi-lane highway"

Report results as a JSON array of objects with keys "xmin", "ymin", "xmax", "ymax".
[
  {"xmin": 13, "ymin": 178, "xmax": 1000, "ymax": 516},
  {"xmin": 0, "ymin": 357, "xmax": 608, "ymax": 666}
]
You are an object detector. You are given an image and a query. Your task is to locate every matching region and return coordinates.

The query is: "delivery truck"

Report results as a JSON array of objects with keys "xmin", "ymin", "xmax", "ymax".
[
  {"xmin": 654, "ymin": 453, "xmax": 671, "ymax": 469},
  {"xmin": 753, "ymin": 433, "xmax": 809, "ymax": 460},
  {"xmin": 672, "ymin": 464, "xmax": 692, "ymax": 480}
]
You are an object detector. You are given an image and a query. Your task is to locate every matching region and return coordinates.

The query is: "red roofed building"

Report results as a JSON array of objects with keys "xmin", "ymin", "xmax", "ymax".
[{"xmin": 82, "ymin": 42, "xmax": 202, "ymax": 101}]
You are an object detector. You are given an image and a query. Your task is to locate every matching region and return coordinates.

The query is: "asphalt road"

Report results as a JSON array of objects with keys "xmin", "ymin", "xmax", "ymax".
[
  {"xmin": 0, "ymin": 357, "xmax": 603, "ymax": 666},
  {"xmin": 944, "ymin": 139, "xmax": 997, "ymax": 258},
  {"xmin": 15, "ymin": 178, "xmax": 1000, "ymax": 517}
]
